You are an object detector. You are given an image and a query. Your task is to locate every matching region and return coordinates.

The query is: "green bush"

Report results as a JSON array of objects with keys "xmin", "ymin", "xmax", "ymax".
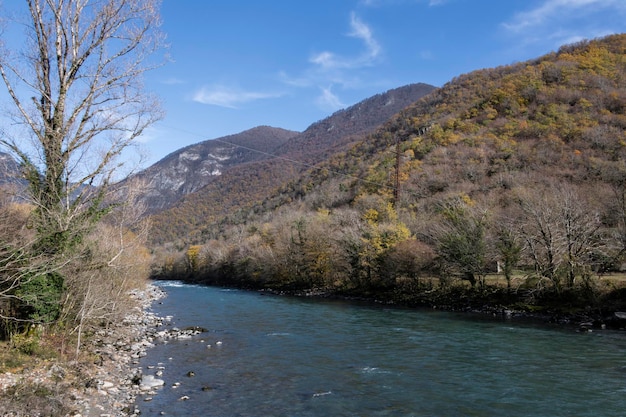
[{"xmin": 16, "ymin": 272, "xmax": 65, "ymax": 324}]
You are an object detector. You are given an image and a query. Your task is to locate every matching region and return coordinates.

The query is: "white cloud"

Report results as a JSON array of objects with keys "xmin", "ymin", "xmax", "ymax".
[
  {"xmin": 310, "ymin": 51, "xmax": 340, "ymax": 70},
  {"xmin": 316, "ymin": 86, "xmax": 346, "ymax": 111},
  {"xmin": 503, "ymin": 0, "xmax": 625, "ymax": 33},
  {"xmin": 348, "ymin": 12, "xmax": 381, "ymax": 61},
  {"xmin": 192, "ymin": 86, "xmax": 283, "ymax": 108},
  {"xmin": 278, "ymin": 71, "xmax": 313, "ymax": 88},
  {"xmin": 309, "ymin": 12, "xmax": 382, "ymax": 71},
  {"xmin": 161, "ymin": 77, "xmax": 185, "ymax": 85},
  {"xmin": 281, "ymin": 12, "xmax": 384, "ymax": 112}
]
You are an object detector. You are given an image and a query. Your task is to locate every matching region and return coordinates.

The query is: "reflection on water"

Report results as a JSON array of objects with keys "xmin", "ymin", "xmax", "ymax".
[{"xmin": 136, "ymin": 281, "xmax": 626, "ymax": 417}]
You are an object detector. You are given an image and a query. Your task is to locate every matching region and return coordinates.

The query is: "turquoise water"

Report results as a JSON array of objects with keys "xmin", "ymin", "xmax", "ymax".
[{"xmin": 135, "ymin": 281, "xmax": 626, "ymax": 416}]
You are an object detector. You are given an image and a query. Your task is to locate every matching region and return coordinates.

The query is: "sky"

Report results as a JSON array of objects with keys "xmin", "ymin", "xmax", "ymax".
[{"xmin": 3, "ymin": 0, "xmax": 626, "ymax": 167}]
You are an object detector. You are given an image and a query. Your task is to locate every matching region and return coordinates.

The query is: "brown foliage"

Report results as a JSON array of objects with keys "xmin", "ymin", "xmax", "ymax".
[{"xmin": 151, "ymin": 35, "xmax": 626, "ymax": 305}]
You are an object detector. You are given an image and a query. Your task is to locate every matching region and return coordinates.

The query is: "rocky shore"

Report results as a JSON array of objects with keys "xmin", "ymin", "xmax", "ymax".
[
  {"xmin": 79, "ymin": 284, "xmax": 167, "ymax": 417},
  {"xmin": 0, "ymin": 283, "xmax": 170, "ymax": 417}
]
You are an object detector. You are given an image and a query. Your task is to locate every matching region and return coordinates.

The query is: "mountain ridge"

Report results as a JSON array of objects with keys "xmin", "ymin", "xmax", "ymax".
[
  {"xmin": 130, "ymin": 125, "xmax": 298, "ymax": 212},
  {"xmin": 146, "ymin": 83, "xmax": 437, "ymax": 243}
]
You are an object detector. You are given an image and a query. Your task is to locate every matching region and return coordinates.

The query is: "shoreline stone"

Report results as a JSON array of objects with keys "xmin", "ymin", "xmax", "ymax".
[
  {"xmin": 80, "ymin": 283, "xmax": 167, "ymax": 416},
  {"xmin": 0, "ymin": 283, "xmax": 167, "ymax": 417}
]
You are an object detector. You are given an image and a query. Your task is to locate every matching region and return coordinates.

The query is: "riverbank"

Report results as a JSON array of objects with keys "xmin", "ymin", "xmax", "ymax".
[
  {"xmin": 0, "ymin": 283, "xmax": 166, "ymax": 417},
  {"xmin": 305, "ymin": 290, "xmax": 626, "ymax": 331},
  {"xmin": 211, "ymin": 279, "xmax": 626, "ymax": 332}
]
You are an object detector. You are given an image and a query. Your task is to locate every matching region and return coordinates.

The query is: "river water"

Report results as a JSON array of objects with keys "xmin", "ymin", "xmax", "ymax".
[{"xmin": 135, "ymin": 281, "xmax": 626, "ymax": 416}]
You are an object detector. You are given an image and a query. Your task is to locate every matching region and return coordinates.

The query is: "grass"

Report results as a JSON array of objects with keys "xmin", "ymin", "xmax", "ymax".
[
  {"xmin": 0, "ymin": 341, "xmax": 30, "ymax": 373},
  {"xmin": 0, "ymin": 331, "xmax": 89, "ymax": 417}
]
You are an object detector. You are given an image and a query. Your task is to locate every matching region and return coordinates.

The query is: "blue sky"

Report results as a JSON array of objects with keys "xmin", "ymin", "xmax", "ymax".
[{"xmin": 4, "ymin": 0, "xmax": 626, "ymax": 167}]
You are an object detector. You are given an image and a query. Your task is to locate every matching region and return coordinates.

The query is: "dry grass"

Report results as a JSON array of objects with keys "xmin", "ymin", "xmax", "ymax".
[{"xmin": 0, "ymin": 332, "xmax": 93, "ymax": 417}]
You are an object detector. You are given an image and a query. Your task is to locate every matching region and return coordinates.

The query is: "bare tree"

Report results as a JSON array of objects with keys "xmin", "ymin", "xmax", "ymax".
[
  {"xmin": 515, "ymin": 182, "xmax": 603, "ymax": 291},
  {"xmin": 0, "ymin": 0, "xmax": 164, "ymax": 255},
  {"xmin": 62, "ymin": 178, "xmax": 152, "ymax": 355},
  {"xmin": 0, "ymin": 0, "xmax": 164, "ymax": 330}
]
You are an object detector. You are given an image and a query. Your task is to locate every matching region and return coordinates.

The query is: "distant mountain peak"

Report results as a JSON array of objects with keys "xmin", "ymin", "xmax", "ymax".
[{"xmin": 131, "ymin": 126, "xmax": 298, "ymax": 212}]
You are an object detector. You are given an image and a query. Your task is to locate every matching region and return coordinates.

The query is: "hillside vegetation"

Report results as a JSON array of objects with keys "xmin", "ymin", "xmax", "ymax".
[
  {"xmin": 153, "ymin": 35, "xmax": 626, "ymax": 322},
  {"xmin": 148, "ymin": 83, "xmax": 435, "ymax": 245}
]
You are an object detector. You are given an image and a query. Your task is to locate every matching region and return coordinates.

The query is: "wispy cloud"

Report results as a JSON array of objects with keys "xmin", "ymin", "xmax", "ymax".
[
  {"xmin": 291, "ymin": 12, "xmax": 384, "ymax": 111},
  {"xmin": 316, "ymin": 86, "xmax": 346, "ymax": 111},
  {"xmin": 501, "ymin": 0, "xmax": 626, "ymax": 51},
  {"xmin": 309, "ymin": 12, "xmax": 382, "ymax": 70},
  {"xmin": 161, "ymin": 77, "xmax": 185, "ymax": 85},
  {"xmin": 192, "ymin": 85, "xmax": 283, "ymax": 108},
  {"xmin": 503, "ymin": 0, "xmax": 626, "ymax": 33},
  {"xmin": 348, "ymin": 12, "xmax": 381, "ymax": 61}
]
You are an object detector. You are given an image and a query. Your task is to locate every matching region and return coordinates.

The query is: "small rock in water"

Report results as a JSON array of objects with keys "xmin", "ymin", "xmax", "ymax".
[
  {"xmin": 140, "ymin": 375, "xmax": 165, "ymax": 390},
  {"xmin": 186, "ymin": 371, "xmax": 195, "ymax": 377}
]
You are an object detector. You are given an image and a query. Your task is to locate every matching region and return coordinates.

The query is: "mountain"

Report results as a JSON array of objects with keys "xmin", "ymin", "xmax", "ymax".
[
  {"xmin": 0, "ymin": 152, "xmax": 28, "ymax": 202},
  {"xmin": 274, "ymin": 34, "xmax": 626, "ymax": 210},
  {"xmin": 0, "ymin": 152, "xmax": 21, "ymax": 186},
  {"xmin": 274, "ymin": 83, "xmax": 436, "ymax": 163},
  {"xmin": 146, "ymin": 83, "xmax": 437, "ymax": 244},
  {"xmin": 150, "ymin": 34, "xmax": 626, "ymax": 314},
  {"xmin": 130, "ymin": 126, "xmax": 298, "ymax": 212}
]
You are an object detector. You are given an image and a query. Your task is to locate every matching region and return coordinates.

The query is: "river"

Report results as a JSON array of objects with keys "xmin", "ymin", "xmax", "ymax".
[{"xmin": 134, "ymin": 281, "xmax": 626, "ymax": 416}]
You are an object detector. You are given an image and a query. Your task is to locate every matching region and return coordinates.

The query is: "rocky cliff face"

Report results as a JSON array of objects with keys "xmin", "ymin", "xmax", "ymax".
[
  {"xmin": 129, "ymin": 126, "xmax": 298, "ymax": 212},
  {"xmin": 0, "ymin": 152, "xmax": 21, "ymax": 185}
]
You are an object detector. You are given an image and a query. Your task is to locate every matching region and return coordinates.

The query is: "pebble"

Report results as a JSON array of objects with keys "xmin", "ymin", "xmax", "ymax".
[{"xmin": 0, "ymin": 284, "xmax": 167, "ymax": 417}]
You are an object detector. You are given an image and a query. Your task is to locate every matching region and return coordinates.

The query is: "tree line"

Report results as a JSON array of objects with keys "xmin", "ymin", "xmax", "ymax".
[{"xmin": 153, "ymin": 173, "xmax": 626, "ymax": 313}]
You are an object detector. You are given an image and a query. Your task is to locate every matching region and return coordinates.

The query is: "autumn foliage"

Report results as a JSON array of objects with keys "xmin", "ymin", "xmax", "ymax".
[{"xmin": 152, "ymin": 34, "xmax": 626, "ymax": 313}]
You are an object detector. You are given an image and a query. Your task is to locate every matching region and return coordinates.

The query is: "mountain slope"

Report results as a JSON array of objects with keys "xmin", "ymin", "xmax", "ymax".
[
  {"xmin": 151, "ymin": 34, "xmax": 626, "ymax": 314},
  {"xmin": 132, "ymin": 126, "xmax": 298, "ymax": 212},
  {"xmin": 0, "ymin": 152, "xmax": 20, "ymax": 186},
  {"xmin": 162, "ymin": 33, "xmax": 626, "ymax": 251},
  {"xmin": 148, "ymin": 83, "xmax": 436, "ymax": 245},
  {"xmin": 274, "ymin": 83, "xmax": 436, "ymax": 162},
  {"xmin": 271, "ymin": 34, "xmax": 626, "ymax": 214}
]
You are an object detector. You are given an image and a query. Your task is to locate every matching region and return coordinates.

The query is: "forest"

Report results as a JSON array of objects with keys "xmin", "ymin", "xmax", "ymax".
[{"xmin": 152, "ymin": 34, "xmax": 626, "ymax": 323}]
